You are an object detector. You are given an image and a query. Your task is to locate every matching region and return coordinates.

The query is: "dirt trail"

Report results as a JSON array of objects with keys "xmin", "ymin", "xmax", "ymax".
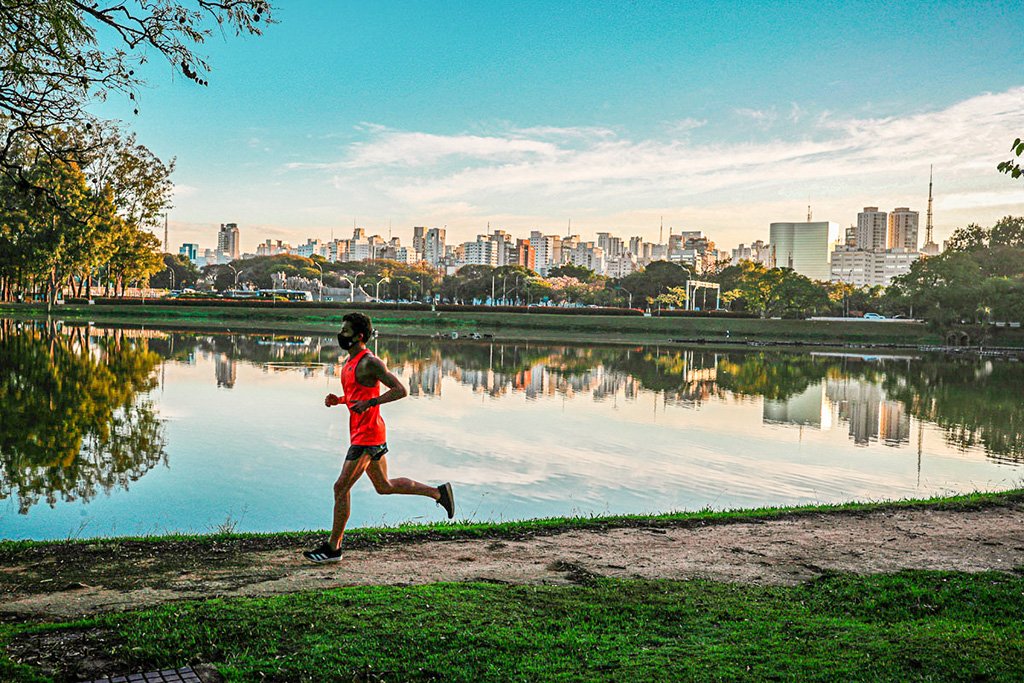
[{"xmin": 3, "ymin": 504, "xmax": 1023, "ymax": 622}]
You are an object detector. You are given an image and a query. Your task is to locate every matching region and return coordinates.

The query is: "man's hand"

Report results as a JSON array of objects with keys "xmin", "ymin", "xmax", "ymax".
[
  {"xmin": 325, "ymin": 393, "xmax": 343, "ymax": 407},
  {"xmin": 348, "ymin": 398, "xmax": 375, "ymax": 414}
]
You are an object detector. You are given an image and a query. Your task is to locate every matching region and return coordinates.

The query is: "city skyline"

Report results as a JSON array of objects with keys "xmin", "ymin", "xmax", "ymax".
[{"xmin": 92, "ymin": 2, "xmax": 1024, "ymax": 252}]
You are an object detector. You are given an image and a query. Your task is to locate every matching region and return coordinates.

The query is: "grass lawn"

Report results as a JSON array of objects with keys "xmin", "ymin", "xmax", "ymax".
[
  {"xmin": 1, "ymin": 301, "xmax": 994, "ymax": 347},
  {"xmin": 2, "ymin": 571, "xmax": 1023, "ymax": 682}
]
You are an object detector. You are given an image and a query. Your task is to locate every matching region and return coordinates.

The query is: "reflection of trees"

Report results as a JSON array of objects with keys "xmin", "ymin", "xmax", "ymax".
[
  {"xmin": 0, "ymin": 321, "xmax": 166, "ymax": 513},
  {"xmin": 881, "ymin": 359, "xmax": 1024, "ymax": 462},
  {"xmin": 716, "ymin": 353, "xmax": 834, "ymax": 400}
]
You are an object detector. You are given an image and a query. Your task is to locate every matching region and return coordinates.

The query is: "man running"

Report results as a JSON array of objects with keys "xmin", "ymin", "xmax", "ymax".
[{"xmin": 304, "ymin": 312, "xmax": 454, "ymax": 563}]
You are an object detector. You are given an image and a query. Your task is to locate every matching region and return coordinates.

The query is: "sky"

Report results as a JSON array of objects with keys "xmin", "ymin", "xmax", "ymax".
[{"xmin": 92, "ymin": 0, "xmax": 1024, "ymax": 254}]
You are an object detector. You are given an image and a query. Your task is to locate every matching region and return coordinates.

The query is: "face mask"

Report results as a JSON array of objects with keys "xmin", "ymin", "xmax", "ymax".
[{"xmin": 337, "ymin": 332, "xmax": 357, "ymax": 350}]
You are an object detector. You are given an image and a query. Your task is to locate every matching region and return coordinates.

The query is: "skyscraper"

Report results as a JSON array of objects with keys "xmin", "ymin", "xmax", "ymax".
[
  {"xmin": 856, "ymin": 208, "xmax": 887, "ymax": 250},
  {"xmin": 768, "ymin": 221, "xmax": 840, "ymax": 280},
  {"xmin": 217, "ymin": 223, "xmax": 240, "ymax": 260},
  {"xmin": 888, "ymin": 208, "xmax": 919, "ymax": 251},
  {"xmin": 425, "ymin": 227, "xmax": 446, "ymax": 266}
]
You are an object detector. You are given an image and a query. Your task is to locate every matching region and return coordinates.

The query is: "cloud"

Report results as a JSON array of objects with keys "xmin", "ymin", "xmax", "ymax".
[{"xmin": 281, "ymin": 87, "xmax": 1024, "ymax": 243}]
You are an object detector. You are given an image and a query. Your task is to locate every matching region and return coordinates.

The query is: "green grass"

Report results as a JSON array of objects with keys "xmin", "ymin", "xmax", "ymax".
[
  {"xmin": 1, "ymin": 301, "xmax": 988, "ymax": 347},
  {"xmin": 3, "ymin": 572, "xmax": 1024, "ymax": 682},
  {"xmin": 2, "ymin": 487, "xmax": 1020, "ymax": 556}
]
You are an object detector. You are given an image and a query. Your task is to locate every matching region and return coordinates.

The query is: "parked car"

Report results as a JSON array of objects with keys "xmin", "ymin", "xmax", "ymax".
[{"xmin": 863, "ymin": 312, "xmax": 886, "ymax": 320}]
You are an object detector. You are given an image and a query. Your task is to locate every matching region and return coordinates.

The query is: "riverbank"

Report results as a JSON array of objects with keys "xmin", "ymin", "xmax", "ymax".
[
  {"xmin": 2, "ymin": 490, "xmax": 1023, "ymax": 681},
  {"xmin": 6, "ymin": 301, "xmax": 1024, "ymax": 350}
]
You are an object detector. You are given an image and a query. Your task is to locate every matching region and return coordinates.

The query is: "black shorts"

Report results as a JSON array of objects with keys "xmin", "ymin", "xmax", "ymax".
[{"xmin": 345, "ymin": 443, "xmax": 389, "ymax": 461}]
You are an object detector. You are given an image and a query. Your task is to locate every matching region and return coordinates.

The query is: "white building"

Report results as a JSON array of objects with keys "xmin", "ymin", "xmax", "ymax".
[
  {"xmin": 530, "ymin": 231, "xmax": 556, "ymax": 275},
  {"xmin": 217, "ymin": 223, "xmax": 240, "ymax": 260},
  {"xmin": 769, "ymin": 221, "xmax": 841, "ymax": 281},
  {"xmin": 731, "ymin": 240, "xmax": 769, "ymax": 266},
  {"xmin": 425, "ymin": 228, "xmax": 446, "ymax": 266},
  {"xmin": 856, "ymin": 208, "xmax": 887, "ymax": 250},
  {"xmin": 830, "ymin": 246, "xmax": 919, "ymax": 287},
  {"xmin": 463, "ymin": 238, "xmax": 500, "ymax": 266}
]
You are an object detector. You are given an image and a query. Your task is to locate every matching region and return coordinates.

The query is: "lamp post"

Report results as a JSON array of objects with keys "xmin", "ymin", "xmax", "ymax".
[
  {"xmin": 375, "ymin": 276, "xmax": 390, "ymax": 302},
  {"xmin": 618, "ymin": 286, "xmax": 633, "ymax": 309},
  {"xmin": 225, "ymin": 264, "xmax": 240, "ymax": 289},
  {"xmin": 312, "ymin": 261, "xmax": 324, "ymax": 302},
  {"xmin": 338, "ymin": 275, "xmax": 356, "ymax": 303}
]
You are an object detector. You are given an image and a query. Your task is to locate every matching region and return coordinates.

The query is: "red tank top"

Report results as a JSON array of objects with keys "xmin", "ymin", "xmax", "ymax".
[{"xmin": 341, "ymin": 348, "xmax": 387, "ymax": 445}]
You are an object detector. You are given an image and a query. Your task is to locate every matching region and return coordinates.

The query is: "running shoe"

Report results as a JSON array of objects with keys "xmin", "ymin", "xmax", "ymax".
[
  {"xmin": 437, "ymin": 482, "xmax": 455, "ymax": 519},
  {"xmin": 303, "ymin": 542, "xmax": 342, "ymax": 563}
]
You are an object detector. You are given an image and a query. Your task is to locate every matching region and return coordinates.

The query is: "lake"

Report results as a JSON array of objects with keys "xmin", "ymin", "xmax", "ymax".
[{"xmin": 1, "ymin": 319, "xmax": 1021, "ymax": 540}]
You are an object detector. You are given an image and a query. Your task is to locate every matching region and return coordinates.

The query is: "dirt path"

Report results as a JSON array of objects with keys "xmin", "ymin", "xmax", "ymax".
[{"xmin": 3, "ymin": 503, "xmax": 1023, "ymax": 622}]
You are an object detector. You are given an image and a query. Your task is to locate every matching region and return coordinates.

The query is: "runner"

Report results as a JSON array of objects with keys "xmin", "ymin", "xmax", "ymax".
[{"xmin": 303, "ymin": 312, "xmax": 455, "ymax": 563}]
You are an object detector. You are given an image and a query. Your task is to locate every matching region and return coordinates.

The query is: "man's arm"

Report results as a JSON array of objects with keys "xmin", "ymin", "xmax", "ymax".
[{"xmin": 350, "ymin": 357, "xmax": 407, "ymax": 413}]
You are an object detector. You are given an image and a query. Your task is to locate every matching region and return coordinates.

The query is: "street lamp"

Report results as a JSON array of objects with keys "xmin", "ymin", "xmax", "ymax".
[
  {"xmin": 618, "ymin": 286, "xmax": 633, "ymax": 309},
  {"xmin": 338, "ymin": 275, "xmax": 356, "ymax": 303},
  {"xmin": 375, "ymin": 276, "xmax": 390, "ymax": 302},
  {"xmin": 225, "ymin": 264, "xmax": 240, "ymax": 288},
  {"xmin": 312, "ymin": 261, "xmax": 324, "ymax": 301}
]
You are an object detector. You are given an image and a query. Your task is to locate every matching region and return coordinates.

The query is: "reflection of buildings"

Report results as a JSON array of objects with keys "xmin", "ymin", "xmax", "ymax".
[
  {"xmin": 215, "ymin": 353, "xmax": 237, "ymax": 388},
  {"xmin": 763, "ymin": 385, "xmax": 830, "ymax": 428},
  {"xmin": 825, "ymin": 377, "xmax": 909, "ymax": 446}
]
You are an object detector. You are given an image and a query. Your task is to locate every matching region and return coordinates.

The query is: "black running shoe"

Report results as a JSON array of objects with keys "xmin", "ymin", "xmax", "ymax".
[
  {"xmin": 437, "ymin": 482, "xmax": 455, "ymax": 519},
  {"xmin": 303, "ymin": 542, "xmax": 342, "ymax": 563}
]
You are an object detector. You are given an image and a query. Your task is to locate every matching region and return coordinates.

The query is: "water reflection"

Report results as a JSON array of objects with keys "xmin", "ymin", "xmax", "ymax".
[
  {"xmin": 2, "ymin": 324, "xmax": 1023, "ymax": 536},
  {"xmin": 148, "ymin": 331, "xmax": 1024, "ymax": 463},
  {"xmin": 0, "ymin": 320, "xmax": 166, "ymax": 513}
]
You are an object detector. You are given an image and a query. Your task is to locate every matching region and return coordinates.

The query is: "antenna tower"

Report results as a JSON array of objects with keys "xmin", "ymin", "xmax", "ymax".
[
  {"xmin": 659, "ymin": 216, "xmax": 663, "ymax": 244},
  {"xmin": 925, "ymin": 165, "xmax": 935, "ymax": 245}
]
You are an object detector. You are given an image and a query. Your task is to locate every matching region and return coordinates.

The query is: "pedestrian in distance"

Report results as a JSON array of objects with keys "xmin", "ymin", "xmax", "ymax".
[{"xmin": 303, "ymin": 312, "xmax": 455, "ymax": 563}]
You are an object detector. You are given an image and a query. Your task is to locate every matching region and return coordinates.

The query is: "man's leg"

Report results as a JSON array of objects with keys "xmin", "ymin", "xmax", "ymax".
[
  {"xmin": 366, "ymin": 456, "xmax": 440, "ymax": 500},
  {"xmin": 328, "ymin": 455, "xmax": 371, "ymax": 550}
]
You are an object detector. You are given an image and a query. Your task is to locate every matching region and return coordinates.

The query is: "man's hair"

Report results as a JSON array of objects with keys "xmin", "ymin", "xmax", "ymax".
[{"xmin": 342, "ymin": 312, "xmax": 373, "ymax": 342}]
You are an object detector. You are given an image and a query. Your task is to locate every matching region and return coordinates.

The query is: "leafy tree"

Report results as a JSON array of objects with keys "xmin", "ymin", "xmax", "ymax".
[
  {"xmin": 945, "ymin": 223, "xmax": 988, "ymax": 252},
  {"xmin": 989, "ymin": 216, "xmax": 1024, "ymax": 249},
  {"xmin": 549, "ymin": 263, "xmax": 595, "ymax": 281},
  {"xmin": 0, "ymin": 321, "xmax": 166, "ymax": 513},
  {"xmin": 0, "ymin": 1, "xmax": 273, "ymax": 187},
  {"xmin": 997, "ymin": 137, "xmax": 1024, "ymax": 180},
  {"xmin": 616, "ymin": 260, "xmax": 691, "ymax": 306},
  {"xmin": 649, "ymin": 286, "xmax": 687, "ymax": 309},
  {"xmin": 151, "ymin": 253, "xmax": 201, "ymax": 289}
]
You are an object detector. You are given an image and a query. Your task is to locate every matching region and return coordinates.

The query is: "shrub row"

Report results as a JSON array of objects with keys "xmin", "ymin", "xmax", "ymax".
[{"xmin": 59, "ymin": 297, "xmax": 758, "ymax": 318}]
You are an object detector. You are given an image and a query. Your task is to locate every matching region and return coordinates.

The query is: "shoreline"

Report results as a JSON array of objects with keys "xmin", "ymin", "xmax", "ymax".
[
  {"xmin": 3, "ymin": 492, "xmax": 1022, "ymax": 681},
  {"xmin": 4, "ymin": 301, "xmax": 1024, "ymax": 353},
  {"xmin": 3, "ymin": 487, "xmax": 1021, "ymax": 553}
]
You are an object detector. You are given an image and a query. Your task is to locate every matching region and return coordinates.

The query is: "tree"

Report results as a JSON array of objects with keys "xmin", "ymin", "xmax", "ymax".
[
  {"xmin": 617, "ymin": 260, "xmax": 691, "ymax": 305},
  {"xmin": 549, "ymin": 263, "xmax": 595, "ymax": 281},
  {"xmin": 0, "ymin": 1, "xmax": 273, "ymax": 189},
  {"xmin": 989, "ymin": 216, "xmax": 1024, "ymax": 249},
  {"xmin": 997, "ymin": 137, "xmax": 1024, "ymax": 180},
  {"xmin": 151, "ymin": 253, "xmax": 201, "ymax": 289},
  {"xmin": 945, "ymin": 223, "xmax": 988, "ymax": 252}
]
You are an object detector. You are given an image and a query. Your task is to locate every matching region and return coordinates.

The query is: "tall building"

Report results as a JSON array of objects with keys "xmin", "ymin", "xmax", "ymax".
[
  {"xmin": 179, "ymin": 243, "xmax": 198, "ymax": 263},
  {"xmin": 412, "ymin": 226, "xmax": 425, "ymax": 255},
  {"xmin": 217, "ymin": 223, "xmax": 240, "ymax": 260},
  {"xmin": 856, "ymin": 208, "xmax": 887, "ymax": 250},
  {"xmin": 731, "ymin": 240, "xmax": 769, "ymax": 265},
  {"xmin": 529, "ymin": 231, "xmax": 556, "ymax": 275},
  {"xmin": 888, "ymin": 208, "xmax": 919, "ymax": 251},
  {"xmin": 425, "ymin": 227, "xmax": 446, "ymax": 266},
  {"xmin": 515, "ymin": 239, "xmax": 536, "ymax": 271},
  {"xmin": 768, "ymin": 221, "xmax": 841, "ymax": 280}
]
